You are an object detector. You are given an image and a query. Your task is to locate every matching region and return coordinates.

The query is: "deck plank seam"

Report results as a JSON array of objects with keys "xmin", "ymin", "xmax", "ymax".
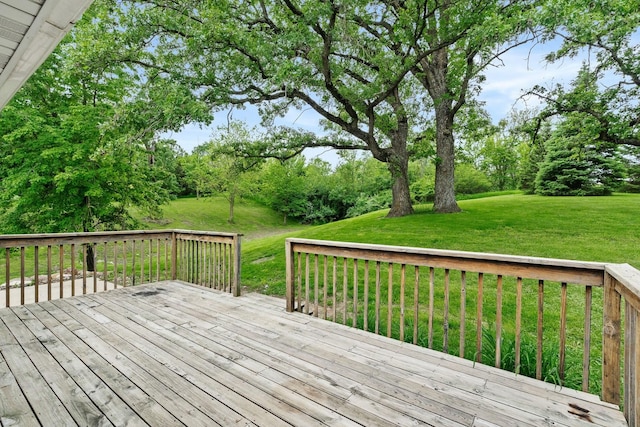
[
  {"xmin": 1, "ymin": 281, "xmax": 627, "ymax": 427},
  {"xmin": 81, "ymin": 292, "xmax": 367, "ymax": 427},
  {"xmin": 54, "ymin": 298, "xmax": 243, "ymax": 427},
  {"xmin": 30, "ymin": 301, "xmax": 185, "ymax": 427},
  {"xmin": 15, "ymin": 304, "xmax": 146, "ymax": 427},
  {"xmin": 142, "ymin": 284, "xmax": 623, "ymax": 427},
  {"xmin": 86, "ymin": 290, "xmax": 445, "ymax": 427},
  {"xmin": 108, "ymin": 286, "xmax": 557, "ymax": 427}
]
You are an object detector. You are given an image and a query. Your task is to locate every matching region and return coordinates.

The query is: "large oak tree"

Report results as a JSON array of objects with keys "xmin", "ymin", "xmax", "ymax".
[{"xmin": 99, "ymin": 0, "xmax": 534, "ymax": 215}]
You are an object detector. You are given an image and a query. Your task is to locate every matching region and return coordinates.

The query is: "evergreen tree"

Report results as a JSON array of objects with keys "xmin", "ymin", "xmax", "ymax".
[{"xmin": 535, "ymin": 114, "xmax": 625, "ymax": 196}]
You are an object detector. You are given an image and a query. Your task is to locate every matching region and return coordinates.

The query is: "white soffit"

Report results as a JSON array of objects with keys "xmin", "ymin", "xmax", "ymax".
[{"xmin": 0, "ymin": 0, "xmax": 94, "ymax": 110}]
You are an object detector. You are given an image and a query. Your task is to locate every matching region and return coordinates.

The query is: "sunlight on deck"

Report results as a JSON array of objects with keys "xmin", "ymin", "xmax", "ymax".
[{"xmin": 0, "ymin": 281, "xmax": 627, "ymax": 426}]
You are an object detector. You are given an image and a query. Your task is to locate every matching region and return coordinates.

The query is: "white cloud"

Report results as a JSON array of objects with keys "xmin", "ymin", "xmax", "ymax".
[{"xmin": 479, "ymin": 42, "xmax": 584, "ymax": 119}]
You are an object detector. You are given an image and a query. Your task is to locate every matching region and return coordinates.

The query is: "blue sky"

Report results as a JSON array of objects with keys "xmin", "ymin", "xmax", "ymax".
[{"xmin": 166, "ymin": 40, "xmax": 585, "ymax": 164}]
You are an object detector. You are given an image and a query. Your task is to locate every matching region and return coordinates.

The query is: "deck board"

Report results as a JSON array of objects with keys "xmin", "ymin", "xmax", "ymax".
[
  {"xmin": 28, "ymin": 302, "xmax": 183, "ymax": 427},
  {"xmin": 0, "ymin": 281, "xmax": 629, "ymax": 427}
]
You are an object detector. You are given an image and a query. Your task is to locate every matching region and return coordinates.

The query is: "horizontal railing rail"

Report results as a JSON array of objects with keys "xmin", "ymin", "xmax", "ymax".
[
  {"xmin": 285, "ymin": 238, "xmax": 639, "ymax": 426},
  {"xmin": 1, "ymin": 229, "xmax": 241, "ymax": 308}
]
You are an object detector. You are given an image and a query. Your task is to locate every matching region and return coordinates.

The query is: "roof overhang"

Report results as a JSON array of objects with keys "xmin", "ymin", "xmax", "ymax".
[{"xmin": 0, "ymin": 0, "xmax": 94, "ymax": 110}]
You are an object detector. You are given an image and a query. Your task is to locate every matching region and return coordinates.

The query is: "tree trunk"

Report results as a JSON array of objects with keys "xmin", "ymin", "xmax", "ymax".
[
  {"xmin": 86, "ymin": 244, "xmax": 96, "ymax": 272},
  {"xmin": 228, "ymin": 191, "xmax": 235, "ymax": 224},
  {"xmin": 421, "ymin": 45, "xmax": 461, "ymax": 214},
  {"xmin": 433, "ymin": 102, "xmax": 461, "ymax": 213},
  {"xmin": 386, "ymin": 150, "xmax": 414, "ymax": 217},
  {"xmin": 412, "ymin": 38, "xmax": 462, "ymax": 213},
  {"xmin": 383, "ymin": 89, "xmax": 414, "ymax": 218}
]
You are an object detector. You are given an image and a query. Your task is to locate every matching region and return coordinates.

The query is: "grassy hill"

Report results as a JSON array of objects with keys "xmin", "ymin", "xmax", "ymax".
[
  {"xmin": 240, "ymin": 193, "xmax": 640, "ymax": 294},
  {"xmin": 140, "ymin": 194, "xmax": 640, "ymax": 294},
  {"xmin": 143, "ymin": 193, "xmax": 640, "ymax": 394},
  {"xmin": 139, "ymin": 196, "xmax": 308, "ymax": 240}
]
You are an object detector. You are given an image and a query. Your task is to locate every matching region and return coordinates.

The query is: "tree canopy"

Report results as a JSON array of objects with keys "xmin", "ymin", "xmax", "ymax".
[
  {"xmin": 2, "ymin": 0, "xmax": 639, "ymax": 234},
  {"xmin": 532, "ymin": 0, "xmax": 640, "ymax": 147},
  {"xmin": 90, "ymin": 0, "xmax": 536, "ymax": 216},
  {"xmin": 0, "ymin": 5, "xmax": 177, "ymax": 233}
]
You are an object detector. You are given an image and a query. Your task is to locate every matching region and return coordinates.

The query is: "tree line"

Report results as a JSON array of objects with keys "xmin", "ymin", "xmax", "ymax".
[
  {"xmin": 175, "ymin": 112, "xmax": 640, "ymax": 225},
  {"xmin": 0, "ymin": 0, "xmax": 638, "ymax": 233}
]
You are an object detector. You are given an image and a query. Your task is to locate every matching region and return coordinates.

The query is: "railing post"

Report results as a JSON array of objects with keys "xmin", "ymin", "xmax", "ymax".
[
  {"xmin": 232, "ymin": 234, "xmax": 241, "ymax": 297},
  {"xmin": 602, "ymin": 270, "xmax": 621, "ymax": 405},
  {"xmin": 606, "ymin": 263, "xmax": 640, "ymax": 426},
  {"xmin": 171, "ymin": 231, "xmax": 177, "ymax": 280},
  {"xmin": 285, "ymin": 239, "xmax": 295, "ymax": 312},
  {"xmin": 625, "ymin": 299, "xmax": 640, "ymax": 427}
]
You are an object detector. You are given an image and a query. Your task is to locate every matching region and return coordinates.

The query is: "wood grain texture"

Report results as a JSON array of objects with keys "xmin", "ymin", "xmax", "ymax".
[{"xmin": 0, "ymin": 281, "xmax": 628, "ymax": 427}]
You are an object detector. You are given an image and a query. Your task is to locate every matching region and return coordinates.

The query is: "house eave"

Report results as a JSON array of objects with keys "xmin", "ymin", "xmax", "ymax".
[{"xmin": 0, "ymin": 0, "xmax": 94, "ymax": 110}]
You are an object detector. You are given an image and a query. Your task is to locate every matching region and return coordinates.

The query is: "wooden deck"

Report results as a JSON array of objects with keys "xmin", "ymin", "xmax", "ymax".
[{"xmin": 0, "ymin": 281, "xmax": 628, "ymax": 427}]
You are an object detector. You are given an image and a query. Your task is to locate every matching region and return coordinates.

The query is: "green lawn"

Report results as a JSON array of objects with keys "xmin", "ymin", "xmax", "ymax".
[
  {"xmin": 242, "ymin": 193, "xmax": 640, "ymax": 294},
  {"xmin": 240, "ymin": 193, "xmax": 640, "ymax": 394},
  {"xmin": 138, "ymin": 196, "xmax": 308, "ymax": 240}
]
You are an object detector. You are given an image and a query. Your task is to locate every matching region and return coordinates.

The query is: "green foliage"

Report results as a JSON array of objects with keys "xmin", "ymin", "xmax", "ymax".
[
  {"xmin": 0, "ymin": 16, "xmax": 175, "ymax": 233},
  {"xmin": 92, "ymin": 0, "xmax": 539, "ymax": 216},
  {"xmin": 299, "ymin": 160, "xmax": 334, "ymax": 220},
  {"xmin": 257, "ymin": 158, "xmax": 308, "ymax": 225},
  {"xmin": 479, "ymin": 328, "xmax": 581, "ymax": 390},
  {"xmin": 454, "ymin": 164, "xmax": 492, "ymax": 195},
  {"xmin": 535, "ymin": 153, "xmax": 593, "ymax": 196},
  {"xmin": 189, "ymin": 123, "xmax": 266, "ymax": 223},
  {"xmin": 456, "ymin": 112, "xmax": 529, "ymax": 193},
  {"xmin": 620, "ymin": 147, "xmax": 640, "ymax": 193},
  {"xmin": 178, "ymin": 150, "xmax": 218, "ymax": 199},
  {"xmin": 478, "ymin": 135, "xmax": 520, "ymax": 191},
  {"xmin": 410, "ymin": 160, "xmax": 436, "ymax": 203},
  {"xmin": 97, "ymin": 0, "xmax": 429, "ymax": 216},
  {"xmin": 255, "ymin": 152, "xmax": 397, "ymax": 224},
  {"xmin": 327, "ymin": 153, "xmax": 393, "ymax": 218},
  {"xmin": 535, "ymin": 0, "xmax": 640, "ymax": 148},
  {"xmin": 535, "ymin": 110, "xmax": 625, "ymax": 196},
  {"xmin": 346, "ymin": 191, "xmax": 392, "ymax": 218},
  {"xmin": 519, "ymin": 140, "xmax": 547, "ymax": 194}
]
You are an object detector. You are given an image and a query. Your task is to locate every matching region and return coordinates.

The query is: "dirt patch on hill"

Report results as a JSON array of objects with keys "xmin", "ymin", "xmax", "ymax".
[
  {"xmin": 251, "ymin": 255, "xmax": 276, "ymax": 264},
  {"xmin": 243, "ymin": 226, "xmax": 308, "ymax": 241}
]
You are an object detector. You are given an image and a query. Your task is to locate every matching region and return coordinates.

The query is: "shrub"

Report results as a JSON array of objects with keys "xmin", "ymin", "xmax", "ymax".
[
  {"xmin": 346, "ymin": 191, "xmax": 392, "ymax": 217},
  {"xmin": 455, "ymin": 163, "xmax": 492, "ymax": 194}
]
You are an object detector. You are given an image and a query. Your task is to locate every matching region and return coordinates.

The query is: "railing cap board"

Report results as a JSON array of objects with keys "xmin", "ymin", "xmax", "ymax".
[
  {"xmin": 0, "ymin": 230, "xmax": 241, "ymax": 248},
  {"xmin": 174, "ymin": 230, "xmax": 242, "ymax": 243},
  {"xmin": 286, "ymin": 238, "xmax": 608, "ymax": 286},
  {"xmin": 172, "ymin": 229, "xmax": 243, "ymax": 238},
  {"xmin": 606, "ymin": 263, "xmax": 640, "ymax": 312}
]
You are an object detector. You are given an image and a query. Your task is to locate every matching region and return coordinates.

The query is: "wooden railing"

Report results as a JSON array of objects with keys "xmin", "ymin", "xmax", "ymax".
[
  {"xmin": 174, "ymin": 230, "xmax": 241, "ymax": 296},
  {"xmin": 1, "ymin": 229, "xmax": 241, "ymax": 308},
  {"xmin": 605, "ymin": 264, "xmax": 640, "ymax": 427},
  {"xmin": 285, "ymin": 238, "xmax": 640, "ymax": 426}
]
